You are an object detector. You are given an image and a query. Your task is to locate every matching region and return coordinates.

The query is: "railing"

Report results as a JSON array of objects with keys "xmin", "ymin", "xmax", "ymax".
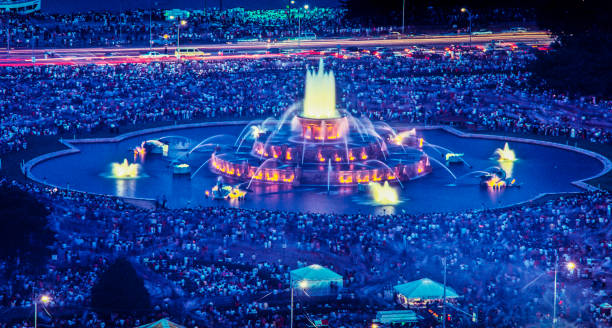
[{"xmin": 0, "ymin": 0, "xmax": 40, "ymax": 6}]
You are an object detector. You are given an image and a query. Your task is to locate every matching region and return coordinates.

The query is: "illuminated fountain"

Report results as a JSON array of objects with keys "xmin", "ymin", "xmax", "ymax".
[
  {"xmin": 209, "ymin": 59, "xmax": 432, "ymax": 189},
  {"xmin": 368, "ymin": 181, "xmax": 399, "ymax": 205},
  {"xmin": 110, "ymin": 159, "xmax": 141, "ymax": 178},
  {"xmin": 495, "ymin": 142, "xmax": 516, "ymax": 162}
]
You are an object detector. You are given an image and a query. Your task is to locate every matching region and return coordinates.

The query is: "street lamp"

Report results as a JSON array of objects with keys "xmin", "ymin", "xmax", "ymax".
[
  {"xmin": 291, "ymin": 280, "xmax": 308, "ymax": 328},
  {"xmin": 176, "ymin": 19, "xmax": 187, "ymax": 59},
  {"xmin": 553, "ymin": 259, "xmax": 576, "ymax": 327},
  {"xmin": 298, "ymin": 4, "xmax": 309, "ymax": 48},
  {"xmin": 34, "ymin": 294, "xmax": 51, "ymax": 328},
  {"xmin": 402, "ymin": 0, "xmax": 405, "ymax": 35},
  {"xmin": 460, "ymin": 7, "xmax": 472, "ymax": 47}
]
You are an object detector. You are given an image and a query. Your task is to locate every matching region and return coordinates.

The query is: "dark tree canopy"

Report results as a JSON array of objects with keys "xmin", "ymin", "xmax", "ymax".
[
  {"xmin": 0, "ymin": 184, "xmax": 54, "ymax": 270},
  {"xmin": 342, "ymin": 0, "xmax": 610, "ymax": 97},
  {"xmin": 530, "ymin": 0, "xmax": 611, "ymax": 97},
  {"xmin": 341, "ymin": 0, "xmax": 535, "ymax": 25},
  {"xmin": 91, "ymin": 258, "xmax": 151, "ymax": 314}
]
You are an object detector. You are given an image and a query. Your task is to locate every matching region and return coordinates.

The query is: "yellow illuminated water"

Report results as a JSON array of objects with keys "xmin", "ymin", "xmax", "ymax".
[
  {"xmin": 369, "ymin": 181, "xmax": 399, "ymax": 205},
  {"xmin": 303, "ymin": 59, "xmax": 339, "ymax": 119},
  {"xmin": 392, "ymin": 128, "xmax": 417, "ymax": 145},
  {"xmin": 250, "ymin": 125, "xmax": 266, "ymax": 139},
  {"xmin": 111, "ymin": 159, "xmax": 141, "ymax": 178},
  {"xmin": 494, "ymin": 142, "xmax": 516, "ymax": 161}
]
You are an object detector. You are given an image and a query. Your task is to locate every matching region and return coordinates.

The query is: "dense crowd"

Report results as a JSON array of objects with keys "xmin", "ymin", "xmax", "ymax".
[
  {"xmin": 0, "ymin": 8, "xmax": 610, "ymax": 326},
  {"xmin": 0, "ymin": 176, "xmax": 610, "ymax": 327},
  {"xmin": 1, "ymin": 50, "xmax": 610, "ymax": 155},
  {"xmin": 0, "ymin": 7, "xmax": 536, "ymax": 49}
]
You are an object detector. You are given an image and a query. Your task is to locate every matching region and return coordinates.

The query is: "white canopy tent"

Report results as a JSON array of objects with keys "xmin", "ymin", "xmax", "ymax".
[
  {"xmin": 290, "ymin": 264, "xmax": 343, "ymax": 296},
  {"xmin": 394, "ymin": 278, "xmax": 460, "ymax": 307}
]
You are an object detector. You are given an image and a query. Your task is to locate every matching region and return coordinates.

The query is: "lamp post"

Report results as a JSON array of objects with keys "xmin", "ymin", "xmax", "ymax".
[
  {"xmin": 149, "ymin": 0, "xmax": 153, "ymax": 50},
  {"xmin": 553, "ymin": 259, "xmax": 576, "ymax": 327},
  {"xmin": 291, "ymin": 280, "xmax": 308, "ymax": 328},
  {"xmin": 176, "ymin": 19, "xmax": 187, "ymax": 59},
  {"xmin": 402, "ymin": 0, "xmax": 405, "ymax": 35},
  {"xmin": 34, "ymin": 294, "xmax": 51, "ymax": 328},
  {"xmin": 298, "ymin": 4, "xmax": 309, "ymax": 48},
  {"xmin": 522, "ymin": 256, "xmax": 576, "ymax": 328},
  {"xmin": 442, "ymin": 256, "xmax": 447, "ymax": 328},
  {"xmin": 460, "ymin": 8, "xmax": 472, "ymax": 47}
]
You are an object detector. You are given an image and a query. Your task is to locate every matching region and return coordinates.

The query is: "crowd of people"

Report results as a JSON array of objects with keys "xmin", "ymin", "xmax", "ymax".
[
  {"xmin": 0, "ymin": 176, "xmax": 610, "ymax": 327},
  {"xmin": 1, "ymin": 50, "xmax": 610, "ymax": 155},
  {"xmin": 0, "ymin": 7, "xmax": 610, "ymax": 327},
  {"xmin": 0, "ymin": 6, "xmax": 537, "ymax": 49}
]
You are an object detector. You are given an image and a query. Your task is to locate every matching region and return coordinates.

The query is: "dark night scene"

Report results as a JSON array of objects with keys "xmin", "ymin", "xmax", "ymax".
[{"xmin": 0, "ymin": 0, "xmax": 610, "ymax": 327}]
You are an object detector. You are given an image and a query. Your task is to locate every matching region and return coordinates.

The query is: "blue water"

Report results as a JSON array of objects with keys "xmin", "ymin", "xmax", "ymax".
[{"xmin": 30, "ymin": 125, "xmax": 605, "ymax": 215}]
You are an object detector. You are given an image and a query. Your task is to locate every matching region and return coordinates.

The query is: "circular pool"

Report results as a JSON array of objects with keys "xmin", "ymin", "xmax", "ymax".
[{"xmin": 26, "ymin": 123, "xmax": 608, "ymax": 215}]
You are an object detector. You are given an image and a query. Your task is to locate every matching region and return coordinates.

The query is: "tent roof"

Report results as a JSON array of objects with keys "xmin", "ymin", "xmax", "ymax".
[
  {"xmin": 376, "ymin": 310, "xmax": 422, "ymax": 324},
  {"xmin": 394, "ymin": 278, "xmax": 459, "ymax": 300},
  {"xmin": 290, "ymin": 264, "xmax": 342, "ymax": 281},
  {"xmin": 135, "ymin": 318, "xmax": 185, "ymax": 328}
]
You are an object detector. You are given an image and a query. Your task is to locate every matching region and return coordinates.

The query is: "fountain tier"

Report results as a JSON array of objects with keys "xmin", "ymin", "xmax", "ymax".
[{"xmin": 209, "ymin": 60, "xmax": 432, "ymax": 186}]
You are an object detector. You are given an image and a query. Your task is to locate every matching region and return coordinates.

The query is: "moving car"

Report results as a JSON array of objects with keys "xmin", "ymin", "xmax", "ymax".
[
  {"xmin": 140, "ymin": 51, "xmax": 168, "ymax": 58},
  {"xmin": 175, "ymin": 48, "xmax": 207, "ymax": 57}
]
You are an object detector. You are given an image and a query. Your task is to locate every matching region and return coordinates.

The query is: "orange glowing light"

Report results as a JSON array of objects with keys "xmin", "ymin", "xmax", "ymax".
[
  {"xmin": 339, "ymin": 174, "xmax": 353, "ymax": 184},
  {"xmin": 356, "ymin": 173, "xmax": 370, "ymax": 183},
  {"xmin": 334, "ymin": 153, "xmax": 342, "ymax": 162},
  {"xmin": 282, "ymin": 174, "xmax": 295, "ymax": 183},
  {"xmin": 317, "ymin": 150, "xmax": 325, "ymax": 162},
  {"xmin": 372, "ymin": 171, "xmax": 382, "ymax": 181},
  {"xmin": 286, "ymin": 151, "xmax": 292, "ymax": 161},
  {"xmin": 348, "ymin": 151, "xmax": 356, "ymax": 161},
  {"xmin": 360, "ymin": 149, "xmax": 368, "ymax": 160},
  {"xmin": 265, "ymin": 171, "xmax": 279, "ymax": 181},
  {"xmin": 486, "ymin": 176, "xmax": 506, "ymax": 189},
  {"xmin": 418, "ymin": 138, "xmax": 423, "ymax": 148}
]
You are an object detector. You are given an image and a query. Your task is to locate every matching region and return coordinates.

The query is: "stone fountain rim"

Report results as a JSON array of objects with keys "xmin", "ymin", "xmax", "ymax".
[{"xmin": 22, "ymin": 121, "xmax": 611, "ymax": 209}]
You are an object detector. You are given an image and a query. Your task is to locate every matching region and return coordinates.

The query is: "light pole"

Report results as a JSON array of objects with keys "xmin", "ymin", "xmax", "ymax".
[
  {"xmin": 34, "ymin": 294, "xmax": 51, "ymax": 328},
  {"xmin": 291, "ymin": 280, "xmax": 308, "ymax": 328},
  {"xmin": 552, "ymin": 257, "xmax": 558, "ymax": 328},
  {"xmin": 176, "ymin": 19, "xmax": 187, "ymax": 59},
  {"xmin": 442, "ymin": 256, "xmax": 447, "ymax": 328},
  {"xmin": 149, "ymin": 0, "xmax": 153, "ymax": 50},
  {"xmin": 298, "ymin": 4, "xmax": 309, "ymax": 48},
  {"xmin": 522, "ymin": 256, "xmax": 576, "ymax": 328},
  {"xmin": 402, "ymin": 0, "xmax": 405, "ymax": 35},
  {"xmin": 460, "ymin": 8, "xmax": 472, "ymax": 47},
  {"xmin": 553, "ymin": 259, "xmax": 576, "ymax": 327}
]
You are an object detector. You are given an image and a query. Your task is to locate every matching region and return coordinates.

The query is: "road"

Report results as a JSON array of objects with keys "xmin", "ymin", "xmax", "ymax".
[{"xmin": 0, "ymin": 31, "xmax": 552, "ymax": 66}]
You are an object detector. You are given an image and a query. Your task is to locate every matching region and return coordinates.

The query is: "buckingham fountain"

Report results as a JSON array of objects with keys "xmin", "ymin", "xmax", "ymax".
[
  {"xmin": 27, "ymin": 59, "xmax": 606, "ymax": 213},
  {"xmin": 209, "ymin": 60, "xmax": 432, "ymax": 190}
]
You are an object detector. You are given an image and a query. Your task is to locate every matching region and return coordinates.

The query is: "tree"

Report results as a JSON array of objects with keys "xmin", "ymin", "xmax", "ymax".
[
  {"xmin": 0, "ymin": 184, "xmax": 54, "ymax": 271},
  {"xmin": 530, "ymin": 0, "xmax": 611, "ymax": 97},
  {"xmin": 91, "ymin": 258, "xmax": 151, "ymax": 314}
]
